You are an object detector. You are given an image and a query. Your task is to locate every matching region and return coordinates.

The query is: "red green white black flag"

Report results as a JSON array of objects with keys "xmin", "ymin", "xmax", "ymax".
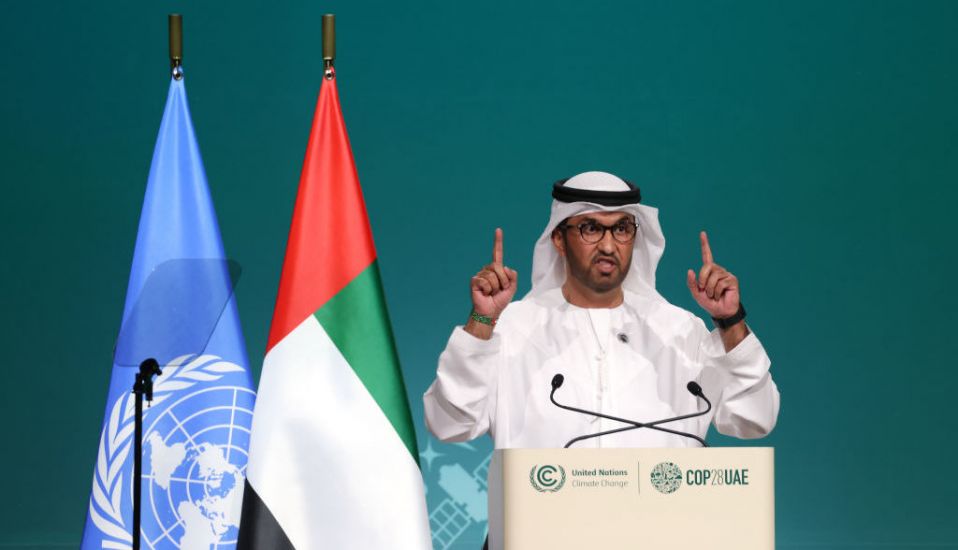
[{"xmin": 237, "ymin": 68, "xmax": 431, "ymax": 549}]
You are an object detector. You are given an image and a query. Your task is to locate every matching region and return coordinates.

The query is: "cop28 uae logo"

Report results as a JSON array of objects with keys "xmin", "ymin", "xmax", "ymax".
[
  {"xmin": 529, "ymin": 464, "xmax": 566, "ymax": 492},
  {"xmin": 650, "ymin": 461, "xmax": 683, "ymax": 494}
]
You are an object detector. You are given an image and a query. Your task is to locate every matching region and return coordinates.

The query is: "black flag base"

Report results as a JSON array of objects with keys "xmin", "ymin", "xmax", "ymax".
[{"xmin": 237, "ymin": 479, "xmax": 296, "ymax": 550}]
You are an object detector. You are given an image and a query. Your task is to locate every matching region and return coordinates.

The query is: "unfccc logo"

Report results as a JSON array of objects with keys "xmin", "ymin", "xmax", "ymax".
[{"xmin": 529, "ymin": 464, "xmax": 566, "ymax": 492}]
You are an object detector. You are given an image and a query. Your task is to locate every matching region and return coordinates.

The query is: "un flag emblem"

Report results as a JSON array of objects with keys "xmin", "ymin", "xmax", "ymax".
[
  {"xmin": 88, "ymin": 355, "xmax": 255, "ymax": 549},
  {"xmin": 143, "ymin": 385, "xmax": 255, "ymax": 547}
]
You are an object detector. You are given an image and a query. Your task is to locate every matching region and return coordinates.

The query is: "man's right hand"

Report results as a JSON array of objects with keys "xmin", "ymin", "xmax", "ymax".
[{"xmin": 466, "ymin": 228, "xmax": 518, "ymax": 339}]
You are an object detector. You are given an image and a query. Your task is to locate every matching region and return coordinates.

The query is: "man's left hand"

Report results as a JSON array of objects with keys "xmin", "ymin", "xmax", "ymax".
[{"xmin": 686, "ymin": 231, "xmax": 741, "ymax": 320}]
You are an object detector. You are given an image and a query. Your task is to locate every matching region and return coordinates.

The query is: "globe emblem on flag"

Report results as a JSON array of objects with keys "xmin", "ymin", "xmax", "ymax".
[
  {"xmin": 142, "ymin": 385, "xmax": 255, "ymax": 548},
  {"xmin": 87, "ymin": 356, "xmax": 256, "ymax": 550}
]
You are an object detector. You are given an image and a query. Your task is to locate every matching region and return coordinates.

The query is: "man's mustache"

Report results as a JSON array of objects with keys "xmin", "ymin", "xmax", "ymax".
[{"xmin": 591, "ymin": 252, "xmax": 619, "ymax": 266}]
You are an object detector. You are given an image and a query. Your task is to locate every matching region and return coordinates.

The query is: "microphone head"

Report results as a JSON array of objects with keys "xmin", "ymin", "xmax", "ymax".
[
  {"xmin": 551, "ymin": 374, "xmax": 565, "ymax": 389},
  {"xmin": 686, "ymin": 381, "xmax": 704, "ymax": 397},
  {"xmin": 140, "ymin": 357, "xmax": 162, "ymax": 375}
]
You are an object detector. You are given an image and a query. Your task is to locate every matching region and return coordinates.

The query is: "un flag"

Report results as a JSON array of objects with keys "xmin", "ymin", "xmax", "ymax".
[{"xmin": 80, "ymin": 72, "xmax": 256, "ymax": 550}]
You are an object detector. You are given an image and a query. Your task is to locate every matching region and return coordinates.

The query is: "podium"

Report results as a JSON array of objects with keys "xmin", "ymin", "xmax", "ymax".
[{"xmin": 487, "ymin": 447, "xmax": 774, "ymax": 550}]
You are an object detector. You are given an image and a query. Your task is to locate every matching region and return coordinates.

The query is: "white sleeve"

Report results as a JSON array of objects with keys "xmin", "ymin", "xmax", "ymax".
[
  {"xmin": 423, "ymin": 326, "xmax": 501, "ymax": 443},
  {"xmin": 695, "ymin": 325, "xmax": 781, "ymax": 439}
]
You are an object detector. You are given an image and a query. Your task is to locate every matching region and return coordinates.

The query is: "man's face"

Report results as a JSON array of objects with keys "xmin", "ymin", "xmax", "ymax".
[{"xmin": 551, "ymin": 210, "xmax": 636, "ymax": 293}]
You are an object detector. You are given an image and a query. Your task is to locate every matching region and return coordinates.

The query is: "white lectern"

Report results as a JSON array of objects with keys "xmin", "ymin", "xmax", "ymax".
[{"xmin": 488, "ymin": 447, "xmax": 774, "ymax": 549}]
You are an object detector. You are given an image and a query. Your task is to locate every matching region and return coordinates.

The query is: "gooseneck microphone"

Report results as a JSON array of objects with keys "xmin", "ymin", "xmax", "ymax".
[
  {"xmin": 570, "ymin": 382, "xmax": 712, "ymax": 448},
  {"xmin": 550, "ymin": 374, "xmax": 660, "ymax": 428},
  {"xmin": 686, "ymin": 381, "xmax": 708, "ymax": 400},
  {"xmin": 550, "ymin": 374, "xmax": 712, "ymax": 448}
]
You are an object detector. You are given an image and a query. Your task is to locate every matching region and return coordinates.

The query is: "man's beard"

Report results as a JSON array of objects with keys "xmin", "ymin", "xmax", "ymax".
[{"xmin": 565, "ymin": 243, "xmax": 631, "ymax": 293}]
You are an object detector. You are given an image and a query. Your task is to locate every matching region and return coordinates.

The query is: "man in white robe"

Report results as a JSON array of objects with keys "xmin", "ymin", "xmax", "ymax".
[{"xmin": 424, "ymin": 171, "xmax": 779, "ymax": 449}]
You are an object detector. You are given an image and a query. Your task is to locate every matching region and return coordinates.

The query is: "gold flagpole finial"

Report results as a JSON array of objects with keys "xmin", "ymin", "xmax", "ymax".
[
  {"xmin": 322, "ymin": 14, "xmax": 335, "ymax": 79},
  {"xmin": 169, "ymin": 14, "xmax": 183, "ymax": 80}
]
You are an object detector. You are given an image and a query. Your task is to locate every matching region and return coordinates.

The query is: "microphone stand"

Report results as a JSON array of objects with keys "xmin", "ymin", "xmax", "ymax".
[{"xmin": 132, "ymin": 358, "xmax": 162, "ymax": 550}]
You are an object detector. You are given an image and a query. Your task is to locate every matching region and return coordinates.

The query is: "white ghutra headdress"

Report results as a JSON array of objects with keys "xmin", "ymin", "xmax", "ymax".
[{"xmin": 526, "ymin": 171, "xmax": 666, "ymax": 302}]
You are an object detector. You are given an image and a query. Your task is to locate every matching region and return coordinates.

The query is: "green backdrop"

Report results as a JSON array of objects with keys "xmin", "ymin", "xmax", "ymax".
[{"xmin": 1, "ymin": 0, "xmax": 956, "ymax": 548}]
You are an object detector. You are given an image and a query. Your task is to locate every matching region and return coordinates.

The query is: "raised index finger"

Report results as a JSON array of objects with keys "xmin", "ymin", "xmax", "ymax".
[
  {"xmin": 700, "ymin": 230, "xmax": 714, "ymax": 264},
  {"xmin": 493, "ymin": 227, "xmax": 504, "ymax": 265}
]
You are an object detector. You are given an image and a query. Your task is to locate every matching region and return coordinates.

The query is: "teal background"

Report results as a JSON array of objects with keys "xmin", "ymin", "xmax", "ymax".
[{"xmin": 1, "ymin": 0, "xmax": 956, "ymax": 548}]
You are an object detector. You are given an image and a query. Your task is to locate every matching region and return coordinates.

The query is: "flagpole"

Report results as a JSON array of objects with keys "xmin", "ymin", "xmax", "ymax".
[
  {"xmin": 169, "ymin": 13, "xmax": 183, "ymax": 80},
  {"xmin": 322, "ymin": 13, "xmax": 335, "ymax": 79}
]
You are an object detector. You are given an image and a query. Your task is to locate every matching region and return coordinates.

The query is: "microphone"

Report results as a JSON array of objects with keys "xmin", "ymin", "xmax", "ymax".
[{"xmin": 550, "ymin": 374, "xmax": 711, "ymax": 448}]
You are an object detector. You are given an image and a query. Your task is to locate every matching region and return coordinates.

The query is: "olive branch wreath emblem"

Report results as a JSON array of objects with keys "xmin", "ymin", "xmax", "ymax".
[
  {"xmin": 86, "ymin": 354, "xmax": 244, "ymax": 548},
  {"xmin": 529, "ymin": 464, "xmax": 566, "ymax": 493}
]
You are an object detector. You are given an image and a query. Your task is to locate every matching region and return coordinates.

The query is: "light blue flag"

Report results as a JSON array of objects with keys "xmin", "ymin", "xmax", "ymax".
[{"xmin": 81, "ymin": 74, "xmax": 256, "ymax": 550}]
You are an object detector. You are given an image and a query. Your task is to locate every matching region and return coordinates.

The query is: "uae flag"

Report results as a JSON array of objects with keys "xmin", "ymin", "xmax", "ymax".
[{"xmin": 236, "ymin": 68, "xmax": 432, "ymax": 549}]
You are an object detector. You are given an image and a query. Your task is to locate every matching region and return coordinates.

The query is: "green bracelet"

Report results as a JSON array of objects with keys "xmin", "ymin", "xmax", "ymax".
[{"xmin": 470, "ymin": 311, "xmax": 497, "ymax": 326}]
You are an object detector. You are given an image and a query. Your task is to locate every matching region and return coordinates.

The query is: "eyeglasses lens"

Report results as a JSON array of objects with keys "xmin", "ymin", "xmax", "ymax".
[{"xmin": 578, "ymin": 222, "xmax": 636, "ymax": 244}]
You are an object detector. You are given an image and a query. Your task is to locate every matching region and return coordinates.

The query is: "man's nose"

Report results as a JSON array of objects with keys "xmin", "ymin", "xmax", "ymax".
[{"xmin": 597, "ymin": 229, "xmax": 617, "ymax": 252}]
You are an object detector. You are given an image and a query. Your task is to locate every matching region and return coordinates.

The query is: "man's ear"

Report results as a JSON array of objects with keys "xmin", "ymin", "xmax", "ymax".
[{"xmin": 551, "ymin": 229, "xmax": 566, "ymax": 257}]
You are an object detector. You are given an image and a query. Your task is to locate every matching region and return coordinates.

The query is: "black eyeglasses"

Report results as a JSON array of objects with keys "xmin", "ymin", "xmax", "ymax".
[{"xmin": 558, "ymin": 220, "xmax": 638, "ymax": 244}]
